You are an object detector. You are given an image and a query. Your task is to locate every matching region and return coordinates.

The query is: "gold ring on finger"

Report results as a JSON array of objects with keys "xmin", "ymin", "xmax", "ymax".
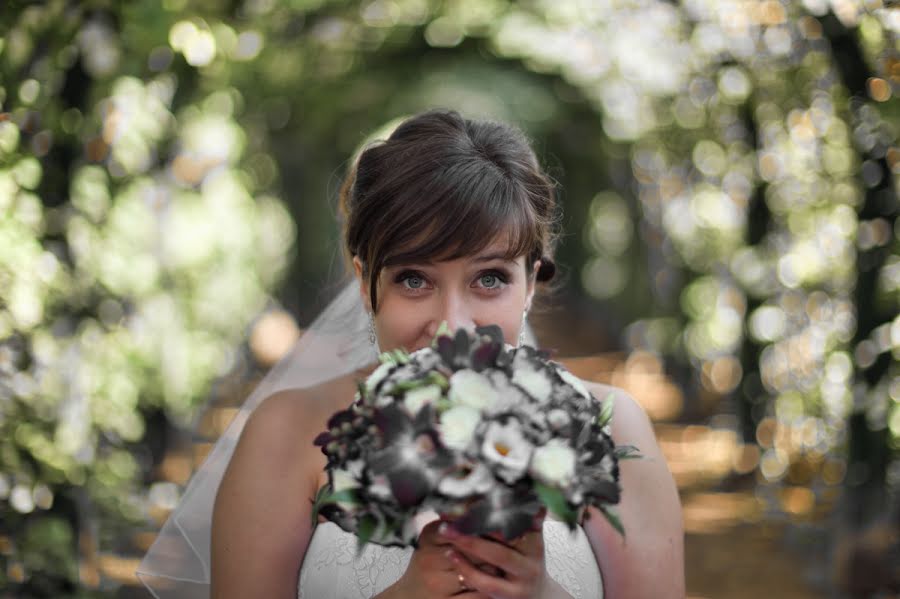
[{"xmin": 458, "ymin": 573, "xmax": 469, "ymax": 591}]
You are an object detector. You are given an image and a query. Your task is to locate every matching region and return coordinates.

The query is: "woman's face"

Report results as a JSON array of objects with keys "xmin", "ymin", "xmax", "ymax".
[{"xmin": 354, "ymin": 239, "xmax": 537, "ymax": 353}]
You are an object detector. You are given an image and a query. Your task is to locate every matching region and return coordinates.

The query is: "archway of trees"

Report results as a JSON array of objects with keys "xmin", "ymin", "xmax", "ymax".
[{"xmin": 0, "ymin": 1, "xmax": 897, "ymax": 596}]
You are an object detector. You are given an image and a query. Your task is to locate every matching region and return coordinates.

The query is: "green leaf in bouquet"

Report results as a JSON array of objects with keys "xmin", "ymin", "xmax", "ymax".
[
  {"xmin": 614, "ymin": 445, "xmax": 642, "ymax": 460},
  {"xmin": 600, "ymin": 505, "xmax": 625, "ymax": 538},
  {"xmin": 310, "ymin": 483, "xmax": 332, "ymax": 525},
  {"xmin": 328, "ymin": 488, "xmax": 361, "ymax": 506},
  {"xmin": 378, "ymin": 348, "xmax": 411, "ymax": 367},
  {"xmin": 596, "ymin": 394, "xmax": 615, "ymax": 428},
  {"xmin": 435, "ymin": 320, "xmax": 451, "ymax": 340},
  {"xmin": 427, "ymin": 370, "xmax": 449, "ymax": 390},
  {"xmin": 435, "ymin": 398, "xmax": 454, "ymax": 413},
  {"xmin": 393, "ymin": 377, "xmax": 435, "ymax": 393},
  {"xmin": 356, "ymin": 513, "xmax": 378, "ymax": 555},
  {"xmin": 534, "ymin": 482, "xmax": 576, "ymax": 525},
  {"xmin": 312, "ymin": 486, "xmax": 361, "ymax": 524}
]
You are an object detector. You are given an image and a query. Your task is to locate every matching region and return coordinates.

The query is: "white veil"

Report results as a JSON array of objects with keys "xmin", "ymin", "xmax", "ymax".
[
  {"xmin": 135, "ymin": 278, "xmax": 537, "ymax": 598},
  {"xmin": 135, "ymin": 280, "xmax": 374, "ymax": 597}
]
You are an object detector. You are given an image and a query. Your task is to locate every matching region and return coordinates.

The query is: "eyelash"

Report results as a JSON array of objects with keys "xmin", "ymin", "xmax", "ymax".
[
  {"xmin": 475, "ymin": 270, "xmax": 509, "ymax": 291},
  {"xmin": 395, "ymin": 271, "xmax": 429, "ymax": 293},
  {"xmin": 394, "ymin": 269, "xmax": 510, "ymax": 294}
]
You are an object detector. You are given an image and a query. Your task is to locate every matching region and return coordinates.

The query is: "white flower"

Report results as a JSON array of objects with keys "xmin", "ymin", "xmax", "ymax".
[
  {"xmin": 332, "ymin": 468, "xmax": 360, "ymax": 493},
  {"xmin": 368, "ymin": 474, "xmax": 393, "ymax": 501},
  {"xmin": 366, "ymin": 362, "xmax": 393, "ymax": 392},
  {"xmin": 438, "ymin": 462, "xmax": 495, "ymax": 497},
  {"xmin": 448, "ymin": 370, "xmax": 498, "ymax": 411},
  {"xmin": 402, "ymin": 516, "xmax": 422, "ymax": 544},
  {"xmin": 410, "ymin": 347, "xmax": 441, "ymax": 370},
  {"xmin": 374, "ymin": 394, "xmax": 394, "ymax": 408},
  {"xmin": 345, "ymin": 459, "xmax": 364, "ymax": 477},
  {"xmin": 404, "ymin": 384, "xmax": 442, "ymax": 415},
  {"xmin": 439, "ymin": 405, "xmax": 482, "ymax": 451},
  {"xmin": 481, "ymin": 420, "xmax": 533, "ymax": 484},
  {"xmin": 599, "ymin": 454, "xmax": 616, "ymax": 477},
  {"xmin": 546, "ymin": 409, "xmax": 571, "ymax": 430},
  {"xmin": 512, "ymin": 367, "xmax": 552, "ymax": 402},
  {"xmin": 530, "ymin": 439, "xmax": 577, "ymax": 487},
  {"xmin": 483, "ymin": 370, "xmax": 529, "ymax": 414},
  {"xmin": 557, "ymin": 368, "xmax": 591, "ymax": 399}
]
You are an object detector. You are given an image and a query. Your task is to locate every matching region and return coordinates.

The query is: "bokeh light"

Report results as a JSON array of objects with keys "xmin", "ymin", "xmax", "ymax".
[{"xmin": 1, "ymin": 0, "xmax": 897, "ymax": 595}]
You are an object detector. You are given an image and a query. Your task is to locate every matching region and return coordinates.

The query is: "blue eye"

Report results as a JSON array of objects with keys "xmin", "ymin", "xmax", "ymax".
[
  {"xmin": 404, "ymin": 275, "xmax": 425, "ymax": 289},
  {"xmin": 476, "ymin": 271, "xmax": 508, "ymax": 290},
  {"xmin": 480, "ymin": 274, "xmax": 500, "ymax": 288},
  {"xmin": 396, "ymin": 271, "xmax": 429, "ymax": 291}
]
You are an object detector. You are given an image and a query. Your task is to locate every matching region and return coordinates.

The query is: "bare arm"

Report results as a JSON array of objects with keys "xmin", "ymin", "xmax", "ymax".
[
  {"xmin": 211, "ymin": 390, "xmax": 323, "ymax": 599},
  {"xmin": 582, "ymin": 385, "xmax": 685, "ymax": 599}
]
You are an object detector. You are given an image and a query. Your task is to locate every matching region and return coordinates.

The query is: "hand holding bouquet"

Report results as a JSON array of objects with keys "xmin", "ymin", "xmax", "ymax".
[{"xmin": 312, "ymin": 325, "xmax": 639, "ymax": 550}]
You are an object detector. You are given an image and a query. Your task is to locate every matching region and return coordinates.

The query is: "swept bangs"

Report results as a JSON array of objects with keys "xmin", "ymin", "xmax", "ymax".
[{"xmin": 380, "ymin": 166, "xmax": 539, "ymax": 269}]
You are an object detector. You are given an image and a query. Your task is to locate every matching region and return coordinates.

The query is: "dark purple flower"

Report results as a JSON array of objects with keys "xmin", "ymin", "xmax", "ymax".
[
  {"xmin": 368, "ymin": 403, "xmax": 454, "ymax": 508},
  {"xmin": 450, "ymin": 486, "xmax": 541, "ymax": 540}
]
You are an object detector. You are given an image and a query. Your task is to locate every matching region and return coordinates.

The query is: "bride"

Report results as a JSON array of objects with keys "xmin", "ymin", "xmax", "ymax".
[{"xmin": 138, "ymin": 109, "xmax": 684, "ymax": 598}]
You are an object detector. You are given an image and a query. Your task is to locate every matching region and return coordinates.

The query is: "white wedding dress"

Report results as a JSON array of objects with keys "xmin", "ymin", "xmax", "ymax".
[{"xmin": 297, "ymin": 515, "xmax": 604, "ymax": 599}]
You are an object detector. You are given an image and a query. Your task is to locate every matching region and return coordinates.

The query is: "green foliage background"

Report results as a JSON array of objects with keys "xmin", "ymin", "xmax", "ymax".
[{"xmin": 0, "ymin": 0, "xmax": 897, "ymax": 596}]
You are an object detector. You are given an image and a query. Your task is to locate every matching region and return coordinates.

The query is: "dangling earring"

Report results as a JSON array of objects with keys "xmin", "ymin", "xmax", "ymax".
[
  {"xmin": 518, "ymin": 309, "xmax": 529, "ymax": 347},
  {"xmin": 368, "ymin": 312, "xmax": 377, "ymax": 347}
]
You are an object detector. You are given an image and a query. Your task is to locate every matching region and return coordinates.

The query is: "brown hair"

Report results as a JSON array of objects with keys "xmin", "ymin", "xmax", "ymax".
[{"xmin": 339, "ymin": 109, "xmax": 559, "ymax": 312}]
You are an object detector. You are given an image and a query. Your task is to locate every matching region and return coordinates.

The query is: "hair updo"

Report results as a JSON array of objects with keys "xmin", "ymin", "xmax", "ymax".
[{"xmin": 339, "ymin": 109, "xmax": 560, "ymax": 312}]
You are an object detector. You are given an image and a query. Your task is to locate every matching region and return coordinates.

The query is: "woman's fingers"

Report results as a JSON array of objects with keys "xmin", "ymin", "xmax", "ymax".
[
  {"xmin": 448, "ymin": 548, "xmax": 523, "ymax": 599},
  {"xmin": 421, "ymin": 519, "xmax": 454, "ymax": 545},
  {"xmin": 437, "ymin": 516, "xmax": 548, "ymax": 598},
  {"xmin": 512, "ymin": 529, "xmax": 544, "ymax": 559},
  {"xmin": 449, "ymin": 567, "xmax": 487, "ymax": 597},
  {"xmin": 443, "ymin": 532, "xmax": 536, "ymax": 580}
]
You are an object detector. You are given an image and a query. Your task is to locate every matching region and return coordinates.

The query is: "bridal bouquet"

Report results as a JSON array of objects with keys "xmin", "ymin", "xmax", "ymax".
[{"xmin": 311, "ymin": 325, "xmax": 638, "ymax": 549}]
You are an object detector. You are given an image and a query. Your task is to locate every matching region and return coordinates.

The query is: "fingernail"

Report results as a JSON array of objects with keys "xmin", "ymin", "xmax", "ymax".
[{"xmin": 439, "ymin": 523, "xmax": 459, "ymax": 538}]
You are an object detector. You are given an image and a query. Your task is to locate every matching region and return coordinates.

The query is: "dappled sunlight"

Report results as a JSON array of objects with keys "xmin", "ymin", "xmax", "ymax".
[
  {"xmin": 560, "ymin": 351, "xmax": 685, "ymax": 422},
  {"xmin": 681, "ymin": 492, "xmax": 763, "ymax": 534},
  {"xmin": 249, "ymin": 310, "xmax": 302, "ymax": 367},
  {"xmin": 657, "ymin": 424, "xmax": 743, "ymax": 490},
  {"xmin": 2, "ymin": 0, "xmax": 898, "ymax": 597}
]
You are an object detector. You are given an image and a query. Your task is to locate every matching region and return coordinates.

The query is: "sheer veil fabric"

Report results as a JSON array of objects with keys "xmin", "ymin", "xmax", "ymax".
[{"xmin": 136, "ymin": 279, "xmax": 538, "ymax": 598}]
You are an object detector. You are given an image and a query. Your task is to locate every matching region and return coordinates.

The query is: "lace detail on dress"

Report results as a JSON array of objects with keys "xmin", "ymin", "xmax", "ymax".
[
  {"xmin": 298, "ymin": 519, "xmax": 603, "ymax": 599},
  {"xmin": 542, "ymin": 519, "xmax": 602, "ymax": 599},
  {"xmin": 298, "ymin": 522, "xmax": 411, "ymax": 598}
]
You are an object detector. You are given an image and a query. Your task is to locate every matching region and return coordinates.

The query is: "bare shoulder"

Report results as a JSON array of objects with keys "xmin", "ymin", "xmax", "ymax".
[
  {"xmin": 235, "ymin": 372, "xmax": 361, "ymax": 455},
  {"xmin": 582, "ymin": 382, "xmax": 656, "ymax": 448},
  {"xmin": 581, "ymin": 381, "xmax": 671, "ymax": 489},
  {"xmin": 210, "ymin": 375, "xmax": 359, "ymax": 597},
  {"xmin": 579, "ymin": 380, "xmax": 685, "ymax": 598},
  {"xmin": 242, "ymin": 386, "xmax": 331, "ymax": 441},
  {"xmin": 216, "ymin": 373, "xmax": 361, "ymax": 506}
]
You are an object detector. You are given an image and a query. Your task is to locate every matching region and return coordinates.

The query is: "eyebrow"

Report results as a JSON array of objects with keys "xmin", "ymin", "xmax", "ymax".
[{"xmin": 388, "ymin": 253, "xmax": 516, "ymax": 268}]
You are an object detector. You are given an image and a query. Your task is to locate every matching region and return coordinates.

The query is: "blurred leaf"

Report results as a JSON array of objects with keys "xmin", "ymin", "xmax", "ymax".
[{"xmin": 534, "ymin": 482, "xmax": 575, "ymax": 524}]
